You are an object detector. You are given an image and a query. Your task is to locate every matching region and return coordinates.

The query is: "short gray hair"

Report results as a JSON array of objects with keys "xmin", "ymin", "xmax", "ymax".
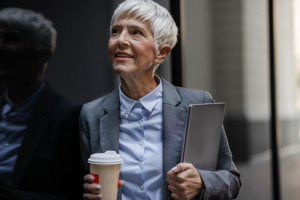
[
  {"xmin": 111, "ymin": 0, "xmax": 178, "ymax": 50},
  {"xmin": 0, "ymin": 7, "xmax": 57, "ymax": 53}
]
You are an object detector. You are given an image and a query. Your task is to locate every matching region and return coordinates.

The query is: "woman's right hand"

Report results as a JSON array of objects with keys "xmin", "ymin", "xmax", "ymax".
[{"xmin": 83, "ymin": 174, "xmax": 125, "ymax": 200}]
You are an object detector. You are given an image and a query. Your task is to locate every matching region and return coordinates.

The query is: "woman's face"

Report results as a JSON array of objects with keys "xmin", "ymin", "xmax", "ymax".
[{"xmin": 108, "ymin": 17, "xmax": 158, "ymax": 78}]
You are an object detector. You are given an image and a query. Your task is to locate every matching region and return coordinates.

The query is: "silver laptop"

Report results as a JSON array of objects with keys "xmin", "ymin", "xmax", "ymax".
[{"xmin": 180, "ymin": 103, "xmax": 225, "ymax": 171}]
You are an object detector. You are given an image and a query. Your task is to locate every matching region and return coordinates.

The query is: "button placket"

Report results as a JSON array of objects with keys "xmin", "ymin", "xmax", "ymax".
[
  {"xmin": 133, "ymin": 102, "xmax": 146, "ymax": 193},
  {"xmin": 140, "ymin": 185, "xmax": 144, "ymax": 190}
]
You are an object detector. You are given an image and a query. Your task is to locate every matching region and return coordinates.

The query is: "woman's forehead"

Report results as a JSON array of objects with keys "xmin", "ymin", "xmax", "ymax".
[
  {"xmin": 114, "ymin": 10, "xmax": 149, "ymax": 25},
  {"xmin": 113, "ymin": 16, "xmax": 152, "ymax": 33}
]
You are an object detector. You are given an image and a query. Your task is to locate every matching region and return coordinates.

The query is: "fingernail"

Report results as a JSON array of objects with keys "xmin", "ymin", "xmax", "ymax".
[
  {"xmin": 171, "ymin": 166, "xmax": 178, "ymax": 171},
  {"xmin": 96, "ymin": 194, "xmax": 101, "ymax": 199},
  {"xmin": 89, "ymin": 175, "xmax": 94, "ymax": 181},
  {"xmin": 95, "ymin": 185, "xmax": 101, "ymax": 190}
]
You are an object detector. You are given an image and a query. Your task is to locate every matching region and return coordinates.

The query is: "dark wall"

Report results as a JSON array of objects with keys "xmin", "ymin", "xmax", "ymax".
[
  {"xmin": 0, "ymin": 0, "xmax": 172, "ymax": 105},
  {"xmin": 1, "ymin": 0, "xmax": 124, "ymax": 104}
]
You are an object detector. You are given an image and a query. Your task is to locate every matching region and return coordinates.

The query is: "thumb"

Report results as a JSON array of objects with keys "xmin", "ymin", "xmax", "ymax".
[{"xmin": 171, "ymin": 163, "xmax": 191, "ymax": 174}]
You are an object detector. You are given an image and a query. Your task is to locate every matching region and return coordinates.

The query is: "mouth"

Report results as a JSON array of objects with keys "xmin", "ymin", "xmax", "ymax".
[
  {"xmin": 115, "ymin": 52, "xmax": 134, "ymax": 60},
  {"xmin": 116, "ymin": 54, "xmax": 133, "ymax": 58}
]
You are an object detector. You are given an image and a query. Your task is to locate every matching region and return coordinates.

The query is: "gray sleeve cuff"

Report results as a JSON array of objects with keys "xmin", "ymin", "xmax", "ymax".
[{"xmin": 191, "ymin": 189, "xmax": 205, "ymax": 200}]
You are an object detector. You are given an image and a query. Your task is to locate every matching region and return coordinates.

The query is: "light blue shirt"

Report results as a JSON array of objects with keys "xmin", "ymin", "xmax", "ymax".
[
  {"xmin": 0, "ymin": 82, "xmax": 45, "ymax": 185},
  {"xmin": 119, "ymin": 77, "xmax": 164, "ymax": 200}
]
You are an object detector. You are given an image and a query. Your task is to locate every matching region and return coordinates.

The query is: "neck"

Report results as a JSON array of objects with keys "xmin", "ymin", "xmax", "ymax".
[
  {"xmin": 120, "ymin": 74, "xmax": 158, "ymax": 101},
  {"xmin": 5, "ymin": 78, "xmax": 43, "ymax": 104}
]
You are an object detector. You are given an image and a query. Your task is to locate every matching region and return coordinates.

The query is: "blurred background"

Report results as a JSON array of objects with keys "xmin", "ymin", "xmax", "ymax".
[
  {"xmin": 1, "ymin": 0, "xmax": 299, "ymax": 199},
  {"xmin": 180, "ymin": 0, "xmax": 300, "ymax": 199}
]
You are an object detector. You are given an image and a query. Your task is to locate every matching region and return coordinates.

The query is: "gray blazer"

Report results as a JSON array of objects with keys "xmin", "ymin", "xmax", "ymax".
[{"xmin": 79, "ymin": 77, "xmax": 241, "ymax": 200}]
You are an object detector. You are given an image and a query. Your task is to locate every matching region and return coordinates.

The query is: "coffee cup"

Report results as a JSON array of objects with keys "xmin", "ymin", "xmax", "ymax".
[{"xmin": 88, "ymin": 151, "xmax": 123, "ymax": 200}]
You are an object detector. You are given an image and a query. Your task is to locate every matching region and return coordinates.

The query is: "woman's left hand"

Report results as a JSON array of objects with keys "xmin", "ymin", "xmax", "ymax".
[{"xmin": 167, "ymin": 163, "xmax": 204, "ymax": 200}]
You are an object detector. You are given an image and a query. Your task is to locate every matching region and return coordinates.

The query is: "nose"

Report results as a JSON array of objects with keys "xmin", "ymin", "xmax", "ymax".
[{"xmin": 117, "ymin": 31, "xmax": 130, "ymax": 47}]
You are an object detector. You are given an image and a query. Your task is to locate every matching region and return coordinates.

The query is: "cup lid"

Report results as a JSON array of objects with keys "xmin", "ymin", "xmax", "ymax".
[{"xmin": 88, "ymin": 151, "xmax": 123, "ymax": 164}]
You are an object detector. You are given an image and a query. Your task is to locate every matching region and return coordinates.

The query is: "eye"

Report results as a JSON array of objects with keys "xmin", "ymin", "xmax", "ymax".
[
  {"xmin": 132, "ymin": 30, "xmax": 142, "ymax": 35},
  {"xmin": 111, "ymin": 28, "xmax": 120, "ymax": 35}
]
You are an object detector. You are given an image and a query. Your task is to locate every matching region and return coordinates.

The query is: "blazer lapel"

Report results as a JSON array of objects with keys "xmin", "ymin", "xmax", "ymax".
[
  {"xmin": 99, "ymin": 88, "xmax": 120, "ymax": 153},
  {"xmin": 99, "ymin": 89, "xmax": 121, "ymax": 200},
  {"xmin": 161, "ymin": 78, "xmax": 187, "ymax": 199},
  {"xmin": 12, "ymin": 84, "xmax": 53, "ymax": 189}
]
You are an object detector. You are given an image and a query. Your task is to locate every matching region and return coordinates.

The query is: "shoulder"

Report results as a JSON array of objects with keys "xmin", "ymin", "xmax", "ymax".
[
  {"xmin": 81, "ymin": 95, "xmax": 107, "ymax": 113},
  {"xmin": 175, "ymin": 86, "xmax": 214, "ymax": 104},
  {"xmin": 160, "ymin": 76, "xmax": 214, "ymax": 105},
  {"xmin": 80, "ymin": 89, "xmax": 117, "ymax": 120},
  {"xmin": 81, "ymin": 90, "xmax": 114, "ymax": 111}
]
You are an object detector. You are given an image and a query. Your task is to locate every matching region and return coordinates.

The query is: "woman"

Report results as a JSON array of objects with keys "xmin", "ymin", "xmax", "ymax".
[{"xmin": 80, "ymin": 0, "xmax": 241, "ymax": 199}]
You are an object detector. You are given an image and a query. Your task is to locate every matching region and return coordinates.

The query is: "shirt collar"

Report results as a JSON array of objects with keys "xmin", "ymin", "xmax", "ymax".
[
  {"xmin": 119, "ymin": 76, "xmax": 163, "ymax": 118},
  {"xmin": 4, "ymin": 82, "xmax": 45, "ymax": 113}
]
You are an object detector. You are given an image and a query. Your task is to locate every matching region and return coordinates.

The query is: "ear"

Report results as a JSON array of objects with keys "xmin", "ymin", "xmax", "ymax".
[
  {"xmin": 154, "ymin": 44, "xmax": 171, "ymax": 65},
  {"xmin": 37, "ymin": 48, "xmax": 53, "ymax": 64}
]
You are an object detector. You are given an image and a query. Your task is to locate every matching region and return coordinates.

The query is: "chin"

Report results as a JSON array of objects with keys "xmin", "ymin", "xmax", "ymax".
[{"xmin": 112, "ymin": 65, "xmax": 134, "ymax": 76}]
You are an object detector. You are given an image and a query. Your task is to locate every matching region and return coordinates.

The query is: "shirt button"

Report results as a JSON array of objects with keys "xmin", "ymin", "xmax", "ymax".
[
  {"xmin": 137, "ymin": 103, "xmax": 140, "ymax": 106},
  {"xmin": 139, "ymin": 142, "xmax": 143, "ymax": 146},
  {"xmin": 4, "ymin": 143, "xmax": 9, "ymax": 148},
  {"xmin": 140, "ymin": 185, "xmax": 144, "ymax": 190},
  {"xmin": 138, "ymin": 120, "xmax": 141, "ymax": 124},
  {"xmin": 139, "ymin": 162, "xmax": 143, "ymax": 167}
]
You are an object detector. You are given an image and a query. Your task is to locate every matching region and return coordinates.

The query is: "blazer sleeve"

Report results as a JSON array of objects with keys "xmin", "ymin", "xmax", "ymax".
[{"xmin": 197, "ymin": 92, "xmax": 241, "ymax": 200}]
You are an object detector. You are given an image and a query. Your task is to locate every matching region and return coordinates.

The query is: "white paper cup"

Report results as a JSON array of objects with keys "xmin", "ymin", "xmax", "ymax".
[{"xmin": 88, "ymin": 151, "xmax": 123, "ymax": 200}]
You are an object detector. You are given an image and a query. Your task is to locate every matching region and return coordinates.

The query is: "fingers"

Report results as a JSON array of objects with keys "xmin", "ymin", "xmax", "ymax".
[
  {"xmin": 167, "ymin": 169, "xmax": 189, "ymax": 182},
  {"xmin": 167, "ymin": 178, "xmax": 185, "ymax": 190},
  {"xmin": 167, "ymin": 163, "xmax": 203, "ymax": 199},
  {"xmin": 83, "ymin": 193, "xmax": 102, "ymax": 200},
  {"xmin": 84, "ymin": 174, "xmax": 95, "ymax": 183},
  {"xmin": 167, "ymin": 170, "xmax": 178, "ymax": 180},
  {"xmin": 82, "ymin": 175, "xmax": 102, "ymax": 200},
  {"xmin": 171, "ymin": 193, "xmax": 185, "ymax": 200},
  {"xmin": 168, "ymin": 185, "xmax": 187, "ymax": 200},
  {"xmin": 83, "ymin": 182, "xmax": 101, "ymax": 193},
  {"xmin": 168, "ymin": 163, "xmax": 201, "ymax": 181},
  {"xmin": 83, "ymin": 174, "xmax": 101, "ymax": 193},
  {"xmin": 167, "ymin": 163, "xmax": 194, "ymax": 178},
  {"xmin": 118, "ymin": 180, "xmax": 125, "ymax": 188},
  {"xmin": 172, "ymin": 163, "xmax": 194, "ymax": 173}
]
